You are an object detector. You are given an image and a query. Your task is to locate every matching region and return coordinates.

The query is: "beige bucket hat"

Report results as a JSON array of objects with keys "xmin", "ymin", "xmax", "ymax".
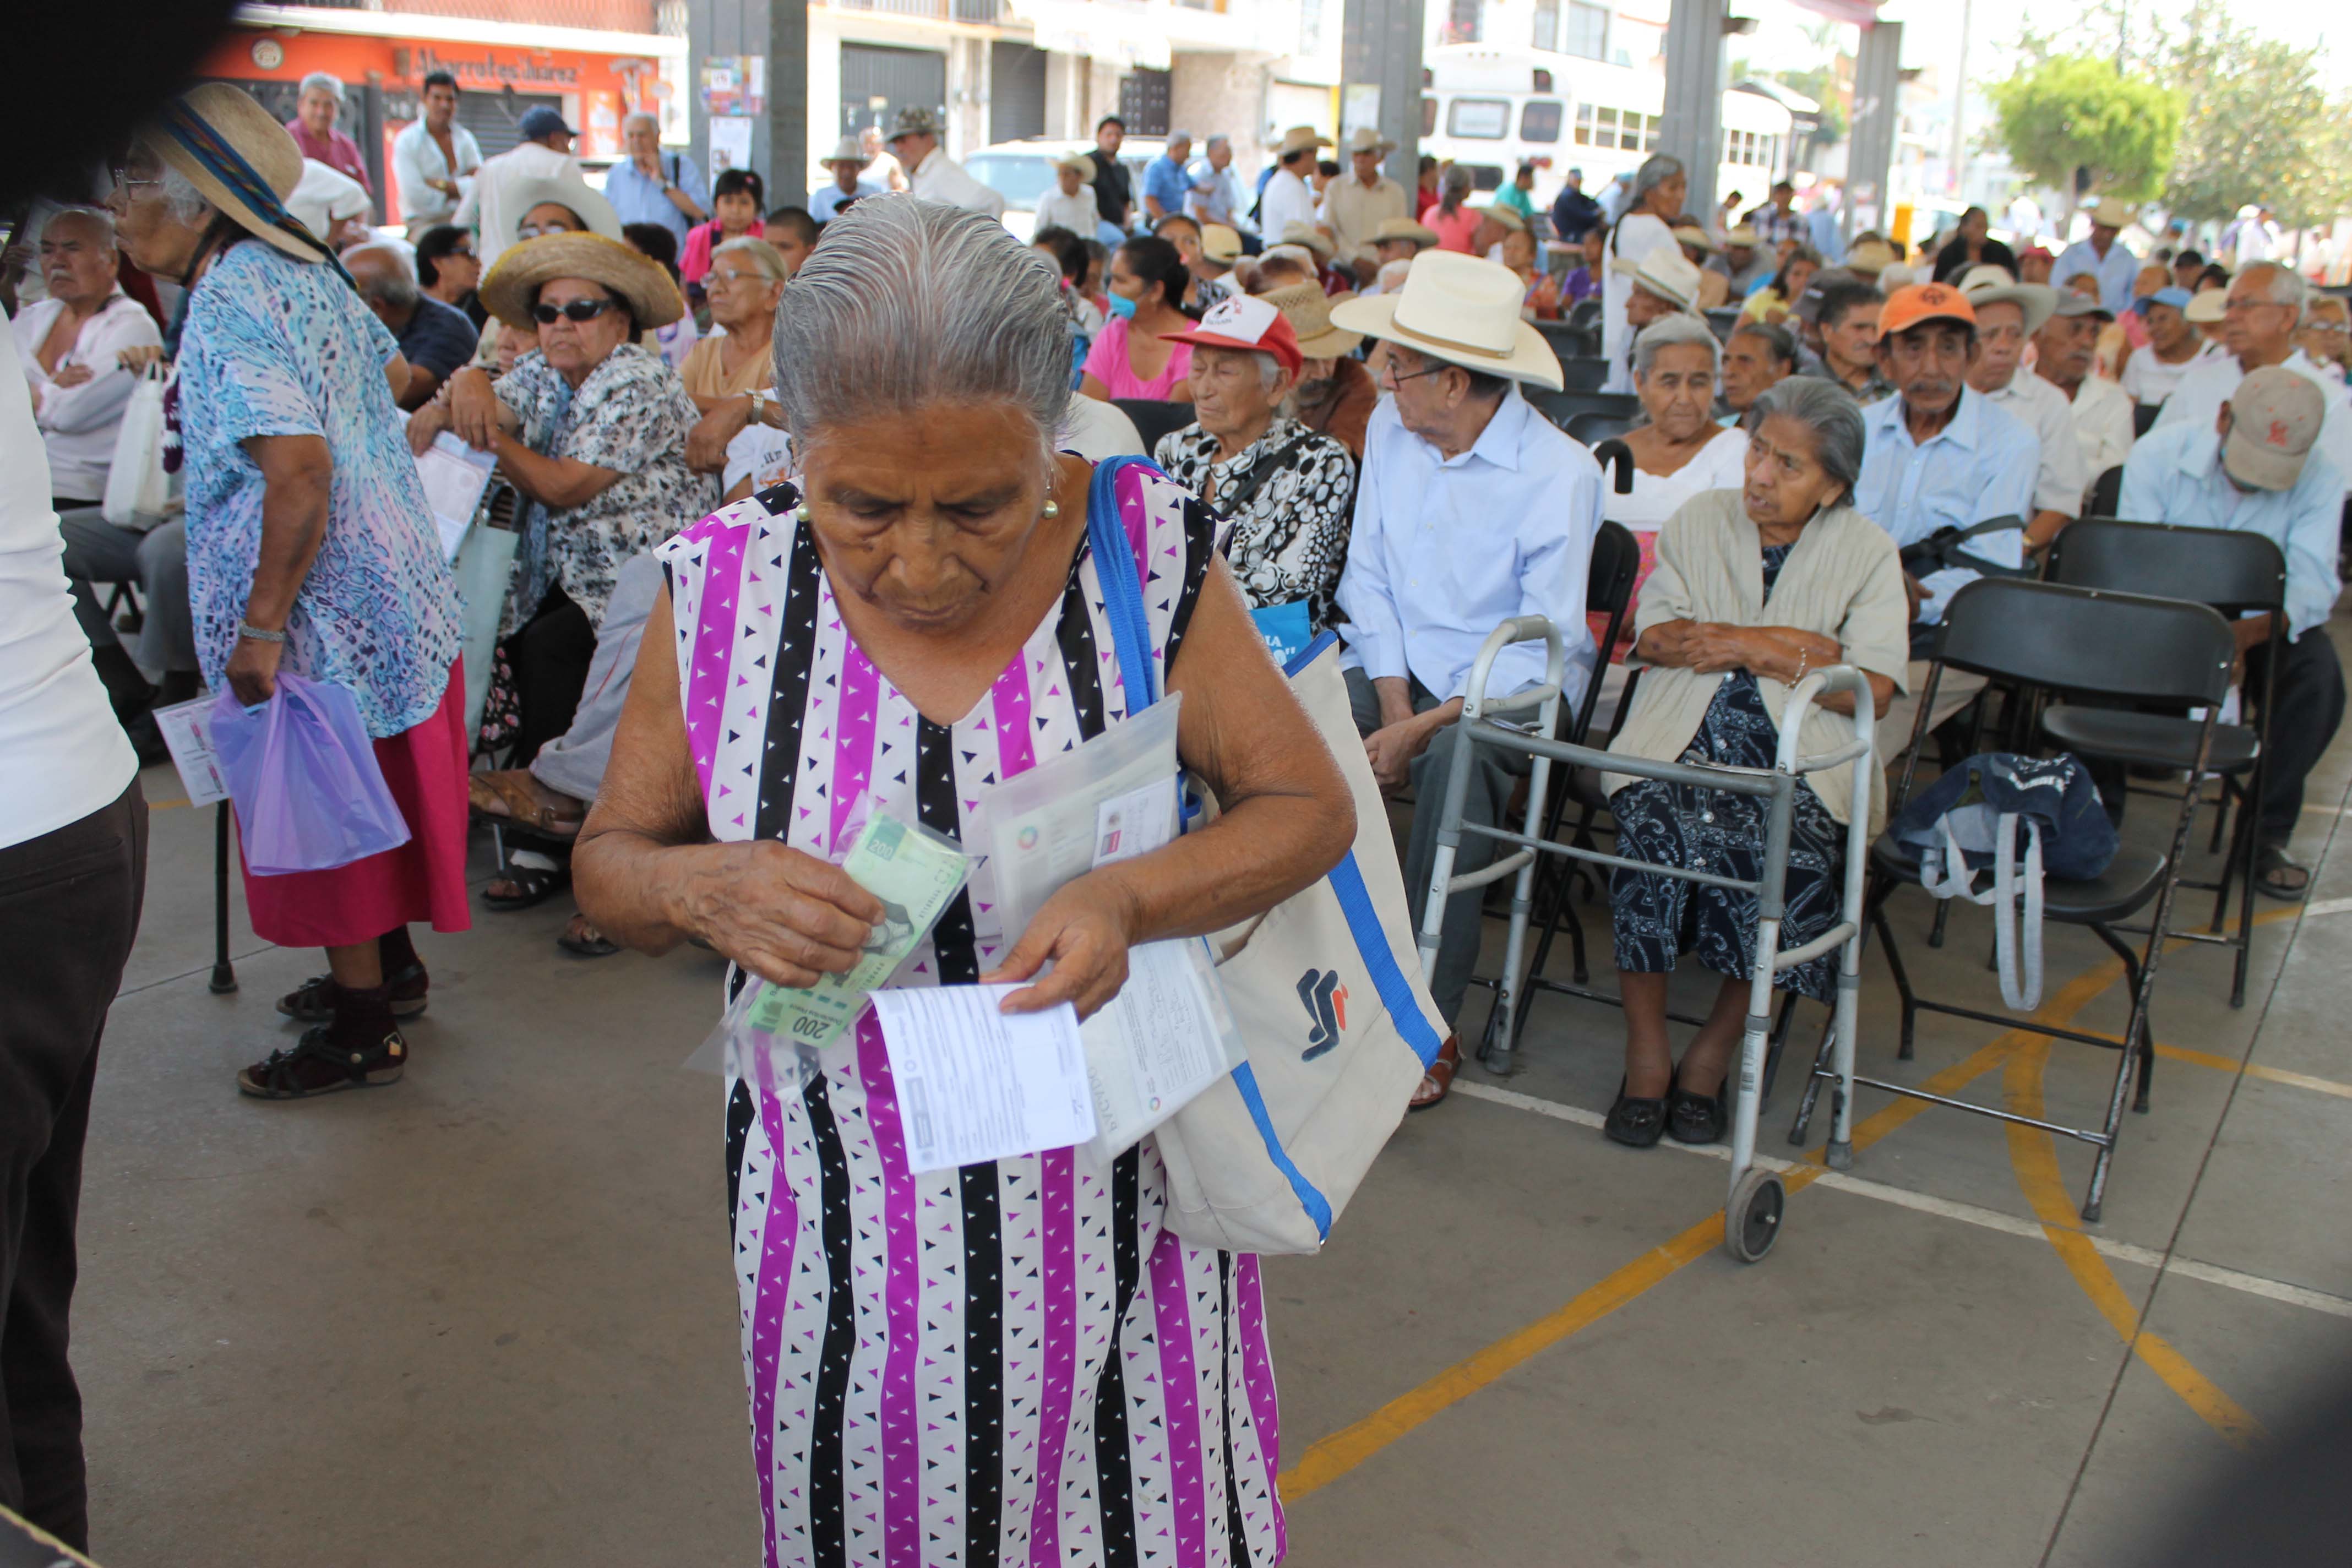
[
  {"xmin": 1262, "ymin": 281, "xmax": 1363, "ymax": 358},
  {"xmin": 480, "ymin": 231, "xmax": 686, "ymax": 331},
  {"xmin": 1329, "ymin": 249, "xmax": 1564, "ymax": 390}
]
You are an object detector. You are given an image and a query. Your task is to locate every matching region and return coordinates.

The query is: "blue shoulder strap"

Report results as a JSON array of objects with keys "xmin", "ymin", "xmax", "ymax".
[{"xmin": 1086, "ymin": 455, "xmax": 1163, "ymax": 711}]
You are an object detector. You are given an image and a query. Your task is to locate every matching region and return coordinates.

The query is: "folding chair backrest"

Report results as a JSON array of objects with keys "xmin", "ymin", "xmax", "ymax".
[
  {"xmin": 2132, "ymin": 402, "xmax": 2161, "ymax": 438},
  {"xmin": 1557, "ymin": 355, "xmax": 1613, "ymax": 393},
  {"xmin": 1528, "ymin": 388, "xmax": 1640, "ymax": 432},
  {"xmin": 1935, "ymin": 578, "xmax": 2234, "ymax": 709},
  {"xmin": 2046, "ymin": 518, "xmax": 2286, "ymax": 617},
  {"xmin": 1563, "ymin": 519, "xmax": 1642, "ymax": 744},
  {"xmin": 1112, "ymin": 397, "xmax": 1195, "ymax": 454},
  {"xmin": 1567, "ymin": 410, "xmax": 1637, "ymax": 447},
  {"xmin": 1567, "ymin": 297, "xmax": 1602, "ymax": 331},
  {"xmin": 1703, "ymin": 307, "xmax": 1741, "ymax": 342},
  {"xmin": 1537, "ymin": 321, "xmax": 1596, "ymax": 362},
  {"xmin": 2086, "ymin": 465, "xmax": 2124, "ymax": 520}
]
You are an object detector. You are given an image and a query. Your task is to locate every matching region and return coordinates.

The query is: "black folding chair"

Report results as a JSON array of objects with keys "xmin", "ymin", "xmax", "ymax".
[
  {"xmin": 1537, "ymin": 321, "xmax": 1599, "ymax": 362},
  {"xmin": 1567, "ymin": 297, "xmax": 1602, "ymax": 331},
  {"xmin": 1567, "ymin": 410, "xmax": 1636, "ymax": 447},
  {"xmin": 2085, "ymin": 465, "xmax": 2124, "ymax": 520},
  {"xmin": 1528, "ymin": 388, "xmax": 1640, "ymax": 433},
  {"xmin": 107, "ymin": 580, "xmax": 145, "ymax": 634},
  {"xmin": 2132, "ymin": 402, "xmax": 2162, "ymax": 438},
  {"xmin": 1703, "ymin": 307, "xmax": 1742, "ymax": 342},
  {"xmin": 1110, "ymin": 397, "xmax": 1195, "ymax": 454},
  {"xmin": 2043, "ymin": 519, "xmax": 2284, "ymax": 1006},
  {"xmin": 1792, "ymin": 578, "xmax": 2235, "ymax": 1222},
  {"xmin": 1554, "ymin": 355, "xmax": 1613, "ymax": 393}
]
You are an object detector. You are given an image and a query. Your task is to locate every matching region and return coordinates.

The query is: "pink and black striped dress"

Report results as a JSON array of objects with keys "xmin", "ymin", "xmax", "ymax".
[{"xmin": 657, "ymin": 467, "xmax": 1287, "ymax": 1568}]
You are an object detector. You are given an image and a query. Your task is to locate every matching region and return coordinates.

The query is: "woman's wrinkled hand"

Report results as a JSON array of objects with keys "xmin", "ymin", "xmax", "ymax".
[
  {"xmin": 406, "ymin": 399, "xmax": 451, "ymax": 456},
  {"xmin": 981, "ymin": 873, "xmax": 1140, "ymax": 1021},
  {"xmin": 1682, "ymin": 623, "xmax": 1757, "ymax": 674},
  {"xmin": 683, "ymin": 841, "xmax": 886, "ymax": 990},
  {"xmin": 224, "ymin": 634, "xmax": 282, "ymax": 707},
  {"xmin": 445, "ymin": 366, "xmax": 504, "ymax": 453}
]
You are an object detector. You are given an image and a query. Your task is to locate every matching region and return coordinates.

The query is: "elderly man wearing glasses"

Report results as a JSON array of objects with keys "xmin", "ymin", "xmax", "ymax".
[{"xmin": 2153, "ymin": 262, "xmax": 2352, "ymax": 499}]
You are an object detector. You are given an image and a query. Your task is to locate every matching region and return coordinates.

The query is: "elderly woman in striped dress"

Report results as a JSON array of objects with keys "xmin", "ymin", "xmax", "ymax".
[{"xmin": 573, "ymin": 195, "xmax": 1353, "ymax": 1565}]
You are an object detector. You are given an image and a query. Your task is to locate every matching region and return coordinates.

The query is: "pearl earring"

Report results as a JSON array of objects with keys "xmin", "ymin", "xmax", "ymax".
[
  {"xmin": 793, "ymin": 504, "xmax": 811, "ymax": 522},
  {"xmin": 1042, "ymin": 498, "xmax": 1060, "ymax": 520}
]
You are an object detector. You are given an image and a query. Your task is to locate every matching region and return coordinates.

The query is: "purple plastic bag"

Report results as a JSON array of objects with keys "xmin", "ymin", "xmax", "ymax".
[{"xmin": 209, "ymin": 673, "xmax": 412, "ymax": 875}]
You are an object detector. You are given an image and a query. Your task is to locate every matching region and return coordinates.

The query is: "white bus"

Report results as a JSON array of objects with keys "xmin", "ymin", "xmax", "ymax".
[{"xmin": 1420, "ymin": 44, "xmax": 1795, "ymax": 219}]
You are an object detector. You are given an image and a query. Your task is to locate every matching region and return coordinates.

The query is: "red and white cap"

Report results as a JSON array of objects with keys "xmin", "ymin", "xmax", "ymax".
[{"xmin": 1161, "ymin": 294, "xmax": 1304, "ymax": 375}]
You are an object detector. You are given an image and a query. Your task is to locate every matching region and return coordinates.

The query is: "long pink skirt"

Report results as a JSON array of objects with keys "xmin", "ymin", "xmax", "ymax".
[{"xmin": 241, "ymin": 659, "xmax": 473, "ymax": 949}]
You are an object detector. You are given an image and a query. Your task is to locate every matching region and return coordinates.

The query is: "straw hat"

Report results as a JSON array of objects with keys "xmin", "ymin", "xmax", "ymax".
[
  {"xmin": 1053, "ymin": 151, "xmax": 1096, "ymax": 177},
  {"xmin": 1845, "ymin": 238, "xmax": 1897, "ymax": 276},
  {"xmin": 1273, "ymin": 125, "xmax": 1332, "ymax": 160},
  {"xmin": 1613, "ymin": 240, "xmax": 1702, "ymax": 311},
  {"xmin": 1342, "ymin": 126, "xmax": 1396, "ymax": 157},
  {"xmin": 144, "ymin": 83, "xmax": 319, "ymax": 263},
  {"xmin": 504, "ymin": 174, "xmax": 624, "ymax": 241},
  {"xmin": 480, "ymin": 231, "xmax": 685, "ymax": 331},
  {"xmin": 1329, "ymin": 249, "xmax": 1564, "ymax": 390},
  {"xmin": 1199, "ymin": 224, "xmax": 1243, "ymax": 264},
  {"xmin": 2184, "ymin": 288, "xmax": 2228, "ymax": 324},
  {"xmin": 1723, "ymin": 224, "xmax": 1760, "ymax": 249},
  {"xmin": 1281, "ymin": 221, "xmax": 1335, "ymax": 260},
  {"xmin": 1371, "ymin": 216, "xmax": 1440, "ymax": 249},
  {"xmin": 2089, "ymin": 197, "xmax": 2135, "ymax": 230},
  {"xmin": 822, "ymin": 135, "xmax": 867, "ymax": 167},
  {"xmin": 1262, "ymin": 281, "xmax": 1363, "ymax": 358},
  {"xmin": 1670, "ymin": 223, "xmax": 1718, "ymax": 255},
  {"xmin": 1956, "ymin": 262, "xmax": 2055, "ymax": 336},
  {"xmin": 1484, "ymin": 203, "xmax": 1528, "ymax": 234}
]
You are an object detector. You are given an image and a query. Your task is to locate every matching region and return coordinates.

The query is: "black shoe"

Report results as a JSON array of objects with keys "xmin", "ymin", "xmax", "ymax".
[
  {"xmin": 1604, "ymin": 1077, "xmax": 1668, "ymax": 1148},
  {"xmin": 1667, "ymin": 1073, "xmax": 1727, "ymax": 1145}
]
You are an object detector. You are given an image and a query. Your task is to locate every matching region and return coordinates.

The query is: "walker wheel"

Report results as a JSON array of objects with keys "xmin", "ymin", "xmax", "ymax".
[{"xmin": 1724, "ymin": 1168, "xmax": 1785, "ymax": 1264}]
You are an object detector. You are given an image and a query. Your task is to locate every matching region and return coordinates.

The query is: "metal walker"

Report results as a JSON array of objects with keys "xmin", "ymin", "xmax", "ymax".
[{"xmin": 1412, "ymin": 617, "xmax": 1880, "ymax": 1261}]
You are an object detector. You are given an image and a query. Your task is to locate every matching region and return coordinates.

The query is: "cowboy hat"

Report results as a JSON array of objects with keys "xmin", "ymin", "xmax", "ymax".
[
  {"xmin": 1341, "ymin": 126, "xmax": 1396, "ymax": 157},
  {"xmin": 1053, "ymin": 151, "xmax": 1096, "ymax": 177},
  {"xmin": 2089, "ymin": 197, "xmax": 2135, "ymax": 230},
  {"xmin": 1199, "ymin": 224, "xmax": 1243, "ymax": 264},
  {"xmin": 1329, "ymin": 249, "xmax": 1564, "ymax": 390},
  {"xmin": 143, "ymin": 83, "xmax": 319, "ymax": 263},
  {"xmin": 1262, "ymin": 280, "xmax": 1363, "ymax": 358},
  {"xmin": 1483, "ymin": 203, "xmax": 1528, "ymax": 234},
  {"xmin": 480, "ymin": 231, "xmax": 685, "ymax": 331},
  {"xmin": 1723, "ymin": 224, "xmax": 1760, "ymax": 249},
  {"xmin": 1273, "ymin": 125, "xmax": 1332, "ymax": 160},
  {"xmin": 821, "ymin": 135, "xmax": 868, "ymax": 166},
  {"xmin": 1844, "ymin": 238, "xmax": 1896, "ymax": 276},
  {"xmin": 1611, "ymin": 240, "xmax": 1701, "ymax": 311},
  {"xmin": 1670, "ymin": 223, "xmax": 1718, "ymax": 255},
  {"xmin": 2184, "ymin": 288, "xmax": 2228, "ymax": 324},
  {"xmin": 1956, "ymin": 261, "xmax": 2056, "ymax": 336},
  {"xmin": 1280, "ymin": 220, "xmax": 1335, "ymax": 260},
  {"xmin": 1371, "ymin": 216, "xmax": 1440, "ymax": 249},
  {"xmin": 504, "ymin": 173, "xmax": 624, "ymax": 241}
]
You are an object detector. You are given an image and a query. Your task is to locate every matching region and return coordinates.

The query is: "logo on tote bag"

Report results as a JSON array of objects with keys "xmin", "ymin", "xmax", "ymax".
[{"xmin": 1297, "ymin": 969, "xmax": 1349, "ymax": 1060}]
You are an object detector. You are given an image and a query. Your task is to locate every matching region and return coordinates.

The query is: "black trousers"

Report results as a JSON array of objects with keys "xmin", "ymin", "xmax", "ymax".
[
  {"xmin": 503, "ymin": 587, "xmax": 597, "ymax": 770},
  {"xmin": 2251, "ymin": 630, "xmax": 2346, "ymax": 846},
  {"xmin": 0, "ymin": 782, "xmax": 147, "ymax": 1551}
]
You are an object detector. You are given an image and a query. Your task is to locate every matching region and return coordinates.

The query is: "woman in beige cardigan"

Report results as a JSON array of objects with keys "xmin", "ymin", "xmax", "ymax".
[{"xmin": 1601, "ymin": 377, "xmax": 1909, "ymax": 1148}]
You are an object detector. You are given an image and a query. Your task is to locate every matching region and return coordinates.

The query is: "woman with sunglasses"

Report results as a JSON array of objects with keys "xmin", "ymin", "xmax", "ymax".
[{"xmin": 409, "ymin": 232, "xmax": 706, "ymax": 837}]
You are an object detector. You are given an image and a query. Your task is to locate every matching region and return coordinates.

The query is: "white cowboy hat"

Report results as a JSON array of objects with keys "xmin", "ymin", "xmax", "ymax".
[
  {"xmin": 1280, "ymin": 220, "xmax": 1336, "ymax": 260},
  {"xmin": 1611, "ymin": 240, "xmax": 1702, "ymax": 311},
  {"xmin": 1956, "ymin": 262, "xmax": 2057, "ymax": 336},
  {"xmin": 822, "ymin": 135, "xmax": 867, "ymax": 166},
  {"xmin": 2090, "ymin": 197, "xmax": 2135, "ymax": 230},
  {"xmin": 503, "ymin": 173, "xmax": 624, "ymax": 241},
  {"xmin": 1329, "ymin": 249, "xmax": 1564, "ymax": 390},
  {"xmin": 1342, "ymin": 126, "xmax": 1396, "ymax": 157}
]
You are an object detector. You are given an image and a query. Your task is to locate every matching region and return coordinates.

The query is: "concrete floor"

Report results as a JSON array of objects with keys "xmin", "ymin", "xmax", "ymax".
[{"xmin": 70, "ymin": 626, "xmax": 2352, "ymax": 1567}]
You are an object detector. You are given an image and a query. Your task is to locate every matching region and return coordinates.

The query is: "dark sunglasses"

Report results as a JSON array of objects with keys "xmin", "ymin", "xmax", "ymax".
[{"xmin": 531, "ymin": 298, "xmax": 617, "ymax": 325}]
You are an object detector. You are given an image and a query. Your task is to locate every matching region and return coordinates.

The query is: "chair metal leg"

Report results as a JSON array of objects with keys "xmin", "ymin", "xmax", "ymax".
[
  {"xmin": 1874, "ymin": 900, "xmax": 1919, "ymax": 1060},
  {"xmin": 1789, "ymin": 1011, "xmax": 1834, "ymax": 1145},
  {"xmin": 1928, "ymin": 895, "xmax": 1952, "ymax": 949},
  {"xmin": 210, "ymin": 803, "xmax": 238, "ymax": 994}
]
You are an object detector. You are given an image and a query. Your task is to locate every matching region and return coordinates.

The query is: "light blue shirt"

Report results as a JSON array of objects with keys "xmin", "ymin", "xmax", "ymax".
[
  {"xmin": 1335, "ymin": 391, "xmax": 1602, "ymax": 706},
  {"xmin": 1806, "ymin": 206, "xmax": 1844, "ymax": 265},
  {"xmin": 809, "ymin": 179, "xmax": 879, "ymax": 223},
  {"xmin": 2117, "ymin": 421, "xmax": 2343, "ymax": 641},
  {"xmin": 1853, "ymin": 387, "xmax": 2041, "ymax": 623},
  {"xmin": 2053, "ymin": 237, "xmax": 2141, "ymax": 315},
  {"xmin": 602, "ymin": 152, "xmax": 710, "ymax": 246},
  {"xmin": 1142, "ymin": 154, "xmax": 1191, "ymax": 219},
  {"xmin": 1184, "ymin": 164, "xmax": 1249, "ymax": 231}
]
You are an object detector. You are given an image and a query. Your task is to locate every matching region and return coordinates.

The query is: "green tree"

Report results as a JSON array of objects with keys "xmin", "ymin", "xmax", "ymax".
[
  {"xmin": 2153, "ymin": 0, "xmax": 2352, "ymax": 230},
  {"xmin": 1985, "ymin": 53, "xmax": 2180, "ymax": 212}
]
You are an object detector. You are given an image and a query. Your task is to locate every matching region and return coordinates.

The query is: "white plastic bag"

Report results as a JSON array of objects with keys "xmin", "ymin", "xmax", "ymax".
[{"xmin": 101, "ymin": 362, "xmax": 170, "ymax": 529}]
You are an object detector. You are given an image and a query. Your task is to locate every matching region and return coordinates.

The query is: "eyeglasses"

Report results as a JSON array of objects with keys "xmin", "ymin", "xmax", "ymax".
[
  {"xmin": 514, "ymin": 222, "xmax": 578, "ymax": 241},
  {"xmin": 531, "ymin": 298, "xmax": 618, "ymax": 325},
  {"xmin": 1382, "ymin": 361, "xmax": 1450, "ymax": 388},
  {"xmin": 109, "ymin": 167, "xmax": 162, "ymax": 192}
]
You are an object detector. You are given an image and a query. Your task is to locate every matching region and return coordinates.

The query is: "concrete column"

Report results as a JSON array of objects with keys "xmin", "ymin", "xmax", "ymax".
[
  {"xmin": 766, "ymin": 0, "xmax": 809, "ymax": 206},
  {"xmin": 1340, "ymin": 0, "xmax": 1426, "ymax": 188},
  {"xmin": 1657, "ymin": 0, "xmax": 1725, "ymax": 226},
  {"xmin": 1846, "ymin": 20, "xmax": 1901, "ymax": 245}
]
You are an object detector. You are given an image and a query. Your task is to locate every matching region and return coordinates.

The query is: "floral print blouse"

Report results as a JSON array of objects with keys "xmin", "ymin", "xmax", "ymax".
[{"xmin": 1153, "ymin": 415, "xmax": 1357, "ymax": 633}]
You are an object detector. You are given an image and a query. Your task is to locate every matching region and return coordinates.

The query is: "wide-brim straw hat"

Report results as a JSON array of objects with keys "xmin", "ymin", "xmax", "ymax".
[
  {"xmin": 1262, "ymin": 280, "xmax": 1363, "ymax": 358},
  {"xmin": 144, "ymin": 83, "xmax": 320, "ymax": 263},
  {"xmin": 823, "ymin": 135, "xmax": 867, "ymax": 166},
  {"xmin": 1845, "ymin": 239, "xmax": 1897, "ymax": 276},
  {"xmin": 1371, "ymin": 216, "xmax": 1440, "ymax": 249},
  {"xmin": 1330, "ymin": 249, "xmax": 1563, "ymax": 390},
  {"xmin": 480, "ymin": 231, "xmax": 685, "ymax": 331},
  {"xmin": 2090, "ymin": 197, "xmax": 2135, "ymax": 230},
  {"xmin": 1670, "ymin": 223, "xmax": 1718, "ymax": 255},
  {"xmin": 1274, "ymin": 125, "xmax": 1332, "ymax": 160},
  {"xmin": 1483, "ymin": 203, "xmax": 1528, "ymax": 234},
  {"xmin": 1281, "ymin": 220, "xmax": 1335, "ymax": 260},
  {"xmin": 1956, "ymin": 262, "xmax": 2056, "ymax": 336},
  {"xmin": 1342, "ymin": 126, "xmax": 1396, "ymax": 157},
  {"xmin": 2184, "ymin": 289, "xmax": 2228, "ymax": 324},
  {"xmin": 503, "ymin": 174, "xmax": 623, "ymax": 241},
  {"xmin": 1054, "ymin": 151, "xmax": 1096, "ymax": 177},
  {"xmin": 1611, "ymin": 239, "xmax": 1702, "ymax": 311}
]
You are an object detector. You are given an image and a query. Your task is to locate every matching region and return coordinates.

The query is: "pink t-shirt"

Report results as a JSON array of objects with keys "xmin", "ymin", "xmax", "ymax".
[
  {"xmin": 1082, "ymin": 317, "xmax": 1193, "ymax": 400},
  {"xmin": 1431, "ymin": 205, "xmax": 1485, "ymax": 254}
]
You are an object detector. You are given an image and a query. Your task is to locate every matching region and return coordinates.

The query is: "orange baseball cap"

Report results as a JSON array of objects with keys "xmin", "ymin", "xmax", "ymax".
[{"xmin": 1879, "ymin": 282, "xmax": 1977, "ymax": 337}]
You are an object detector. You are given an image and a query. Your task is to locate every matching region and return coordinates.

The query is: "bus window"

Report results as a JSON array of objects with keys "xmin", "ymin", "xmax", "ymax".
[
  {"xmin": 1521, "ymin": 99, "xmax": 1563, "ymax": 143},
  {"xmin": 1423, "ymin": 96, "xmax": 1438, "ymax": 136},
  {"xmin": 1448, "ymin": 98, "xmax": 1510, "ymax": 139}
]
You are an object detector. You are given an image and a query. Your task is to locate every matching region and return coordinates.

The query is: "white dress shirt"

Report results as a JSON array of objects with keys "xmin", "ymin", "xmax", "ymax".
[
  {"xmin": 391, "ymin": 119, "xmax": 483, "ymax": 227},
  {"xmin": 9, "ymin": 291, "xmax": 164, "ymax": 502},
  {"xmin": 2065, "ymin": 372, "xmax": 2136, "ymax": 497},
  {"xmin": 1978, "ymin": 368, "xmax": 2087, "ymax": 519},
  {"xmin": 2120, "ymin": 339, "xmax": 2218, "ymax": 409},
  {"xmin": 2152, "ymin": 349, "xmax": 2352, "ymax": 497},
  {"xmin": 1033, "ymin": 183, "xmax": 1102, "ymax": 238},
  {"xmin": 2118, "ymin": 420, "xmax": 2343, "ymax": 640},
  {"xmin": 1853, "ymin": 387, "xmax": 2040, "ymax": 622},
  {"xmin": 1335, "ymin": 390, "xmax": 1603, "ymax": 706},
  {"xmin": 1258, "ymin": 168, "xmax": 1318, "ymax": 243},
  {"xmin": 908, "ymin": 148, "xmax": 1006, "ymax": 219},
  {"xmin": 457, "ymin": 141, "xmax": 581, "ymax": 265}
]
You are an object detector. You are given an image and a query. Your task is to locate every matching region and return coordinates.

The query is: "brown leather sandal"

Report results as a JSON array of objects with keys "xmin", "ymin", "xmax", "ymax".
[
  {"xmin": 468, "ymin": 770, "xmax": 587, "ymax": 837},
  {"xmin": 1409, "ymin": 1033, "xmax": 1462, "ymax": 1111}
]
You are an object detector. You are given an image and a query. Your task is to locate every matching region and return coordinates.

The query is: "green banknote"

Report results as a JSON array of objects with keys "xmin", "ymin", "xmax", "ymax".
[{"xmin": 743, "ymin": 812, "xmax": 971, "ymax": 1049}]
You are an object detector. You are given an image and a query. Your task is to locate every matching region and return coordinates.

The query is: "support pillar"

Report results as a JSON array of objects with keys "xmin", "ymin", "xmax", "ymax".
[
  {"xmin": 1341, "ymin": 0, "xmax": 1427, "ymax": 192},
  {"xmin": 1847, "ymin": 20, "xmax": 1902, "ymax": 245},
  {"xmin": 1658, "ymin": 0, "xmax": 1727, "ymax": 228},
  {"xmin": 686, "ymin": 0, "xmax": 807, "ymax": 207}
]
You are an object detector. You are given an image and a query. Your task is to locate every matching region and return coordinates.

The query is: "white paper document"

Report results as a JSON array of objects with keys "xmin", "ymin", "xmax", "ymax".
[
  {"xmin": 1077, "ymin": 939, "xmax": 1244, "ymax": 1162},
  {"xmin": 414, "ymin": 433, "xmax": 496, "ymax": 561},
  {"xmin": 151, "ymin": 693, "xmax": 230, "ymax": 807},
  {"xmin": 869, "ymin": 984, "xmax": 1097, "ymax": 1174}
]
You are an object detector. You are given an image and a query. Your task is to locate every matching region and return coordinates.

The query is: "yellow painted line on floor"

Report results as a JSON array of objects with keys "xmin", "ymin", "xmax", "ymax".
[{"xmin": 2001, "ymin": 1042, "xmax": 2268, "ymax": 1451}]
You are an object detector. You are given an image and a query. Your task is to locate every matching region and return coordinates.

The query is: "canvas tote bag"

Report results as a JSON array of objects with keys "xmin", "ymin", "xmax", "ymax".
[{"xmin": 1085, "ymin": 456, "xmax": 1445, "ymax": 1255}]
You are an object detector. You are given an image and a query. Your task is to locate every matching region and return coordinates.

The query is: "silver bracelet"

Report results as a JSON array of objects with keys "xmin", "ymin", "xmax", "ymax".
[{"xmin": 237, "ymin": 622, "xmax": 287, "ymax": 644}]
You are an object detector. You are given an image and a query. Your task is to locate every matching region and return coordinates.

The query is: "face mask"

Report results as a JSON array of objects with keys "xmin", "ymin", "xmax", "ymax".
[{"xmin": 1104, "ymin": 290, "xmax": 1137, "ymax": 320}]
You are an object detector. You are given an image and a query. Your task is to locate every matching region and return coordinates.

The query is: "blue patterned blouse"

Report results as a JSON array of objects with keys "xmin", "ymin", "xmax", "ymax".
[{"xmin": 176, "ymin": 241, "xmax": 463, "ymax": 738}]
